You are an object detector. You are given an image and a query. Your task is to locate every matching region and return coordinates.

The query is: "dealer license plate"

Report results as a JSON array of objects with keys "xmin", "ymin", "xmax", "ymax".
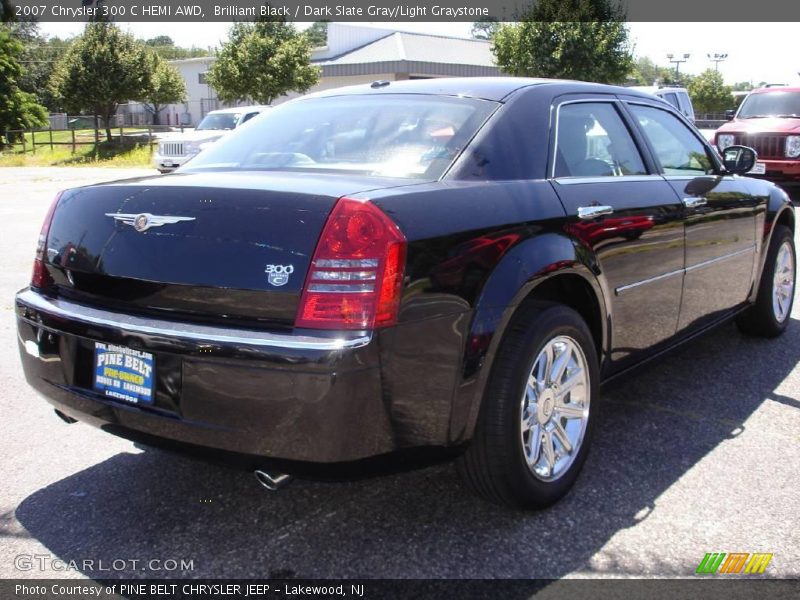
[
  {"xmin": 749, "ymin": 162, "xmax": 766, "ymax": 175},
  {"xmin": 93, "ymin": 343, "xmax": 155, "ymax": 405}
]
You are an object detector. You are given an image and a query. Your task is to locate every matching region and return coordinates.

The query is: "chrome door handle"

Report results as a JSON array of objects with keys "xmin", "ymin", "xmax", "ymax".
[
  {"xmin": 577, "ymin": 205, "xmax": 614, "ymax": 220},
  {"xmin": 682, "ymin": 197, "xmax": 707, "ymax": 208}
]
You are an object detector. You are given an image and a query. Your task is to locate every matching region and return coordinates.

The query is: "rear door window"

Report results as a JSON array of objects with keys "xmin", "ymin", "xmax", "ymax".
[{"xmin": 554, "ymin": 102, "xmax": 647, "ymax": 178}]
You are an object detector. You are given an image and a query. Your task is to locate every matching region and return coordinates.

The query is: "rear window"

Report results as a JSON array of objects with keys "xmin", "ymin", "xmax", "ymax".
[
  {"xmin": 738, "ymin": 91, "xmax": 800, "ymax": 118},
  {"xmin": 196, "ymin": 113, "xmax": 240, "ymax": 130},
  {"xmin": 183, "ymin": 95, "xmax": 497, "ymax": 179}
]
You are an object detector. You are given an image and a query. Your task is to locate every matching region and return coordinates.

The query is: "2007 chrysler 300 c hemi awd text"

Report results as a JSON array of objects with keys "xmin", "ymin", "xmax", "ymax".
[{"xmin": 15, "ymin": 78, "xmax": 795, "ymax": 508}]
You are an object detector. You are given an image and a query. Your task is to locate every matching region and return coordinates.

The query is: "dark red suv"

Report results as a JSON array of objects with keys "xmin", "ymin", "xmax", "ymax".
[{"xmin": 716, "ymin": 87, "xmax": 800, "ymax": 185}]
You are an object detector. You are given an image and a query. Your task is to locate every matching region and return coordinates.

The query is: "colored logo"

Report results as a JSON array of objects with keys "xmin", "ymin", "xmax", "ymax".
[{"xmin": 696, "ymin": 552, "xmax": 773, "ymax": 575}]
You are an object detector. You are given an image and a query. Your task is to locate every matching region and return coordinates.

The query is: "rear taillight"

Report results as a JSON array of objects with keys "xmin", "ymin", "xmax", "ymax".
[
  {"xmin": 296, "ymin": 197, "xmax": 407, "ymax": 330},
  {"xmin": 31, "ymin": 191, "xmax": 63, "ymax": 289}
]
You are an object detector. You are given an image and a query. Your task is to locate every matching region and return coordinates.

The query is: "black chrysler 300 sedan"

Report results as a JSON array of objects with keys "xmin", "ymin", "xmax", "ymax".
[{"xmin": 16, "ymin": 78, "xmax": 796, "ymax": 508}]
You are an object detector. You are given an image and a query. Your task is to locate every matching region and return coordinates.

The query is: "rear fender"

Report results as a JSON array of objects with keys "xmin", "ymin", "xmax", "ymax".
[
  {"xmin": 448, "ymin": 232, "xmax": 609, "ymax": 444},
  {"xmin": 749, "ymin": 182, "xmax": 795, "ymax": 302}
]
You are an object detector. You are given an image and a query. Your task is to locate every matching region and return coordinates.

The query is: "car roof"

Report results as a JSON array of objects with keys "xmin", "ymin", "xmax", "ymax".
[
  {"xmin": 748, "ymin": 87, "xmax": 800, "ymax": 94},
  {"xmin": 302, "ymin": 77, "xmax": 664, "ymax": 103},
  {"xmin": 206, "ymin": 106, "xmax": 269, "ymax": 115},
  {"xmin": 629, "ymin": 85, "xmax": 688, "ymax": 94}
]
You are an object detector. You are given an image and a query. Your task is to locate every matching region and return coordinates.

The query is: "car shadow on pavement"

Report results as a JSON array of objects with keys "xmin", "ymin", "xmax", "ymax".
[{"xmin": 14, "ymin": 318, "xmax": 800, "ymax": 579}]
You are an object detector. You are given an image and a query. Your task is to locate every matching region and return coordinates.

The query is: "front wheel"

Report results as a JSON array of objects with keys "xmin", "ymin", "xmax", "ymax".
[
  {"xmin": 457, "ymin": 304, "xmax": 599, "ymax": 509},
  {"xmin": 736, "ymin": 224, "xmax": 796, "ymax": 337}
]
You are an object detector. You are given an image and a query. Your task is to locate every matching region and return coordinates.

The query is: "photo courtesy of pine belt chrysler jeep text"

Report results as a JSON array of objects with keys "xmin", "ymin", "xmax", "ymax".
[{"xmin": 16, "ymin": 78, "xmax": 795, "ymax": 508}]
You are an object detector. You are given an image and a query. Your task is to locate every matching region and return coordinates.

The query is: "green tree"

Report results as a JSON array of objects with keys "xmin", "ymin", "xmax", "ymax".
[
  {"xmin": 492, "ymin": 0, "xmax": 633, "ymax": 84},
  {"xmin": 145, "ymin": 35, "xmax": 174, "ymax": 48},
  {"xmin": 305, "ymin": 21, "xmax": 329, "ymax": 47},
  {"xmin": 24, "ymin": 36, "xmax": 71, "ymax": 111},
  {"xmin": 142, "ymin": 53, "xmax": 187, "ymax": 125},
  {"xmin": 5, "ymin": 18, "xmax": 37, "ymax": 41},
  {"xmin": 208, "ymin": 18, "xmax": 319, "ymax": 105},
  {"xmin": 661, "ymin": 70, "xmax": 694, "ymax": 88},
  {"xmin": 144, "ymin": 35, "xmax": 210, "ymax": 60},
  {"xmin": 732, "ymin": 81, "xmax": 753, "ymax": 92},
  {"xmin": 628, "ymin": 56, "xmax": 675, "ymax": 86},
  {"xmin": 0, "ymin": 27, "xmax": 48, "ymax": 145},
  {"xmin": 688, "ymin": 69, "xmax": 733, "ymax": 113},
  {"xmin": 471, "ymin": 18, "xmax": 500, "ymax": 40},
  {"xmin": 7, "ymin": 22, "xmax": 70, "ymax": 112},
  {"xmin": 50, "ymin": 22, "xmax": 151, "ymax": 142}
]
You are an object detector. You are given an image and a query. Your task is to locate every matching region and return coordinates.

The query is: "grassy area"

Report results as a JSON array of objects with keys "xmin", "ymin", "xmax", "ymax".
[
  {"xmin": 25, "ymin": 128, "xmax": 94, "ymax": 144},
  {"xmin": 20, "ymin": 128, "xmax": 155, "ymax": 145},
  {"xmin": 0, "ymin": 126, "xmax": 161, "ymax": 168},
  {"xmin": 0, "ymin": 140, "xmax": 154, "ymax": 168}
]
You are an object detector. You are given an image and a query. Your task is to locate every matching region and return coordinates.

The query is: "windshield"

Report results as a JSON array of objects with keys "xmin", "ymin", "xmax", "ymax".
[
  {"xmin": 182, "ymin": 95, "xmax": 497, "ymax": 179},
  {"xmin": 196, "ymin": 113, "xmax": 240, "ymax": 130},
  {"xmin": 738, "ymin": 91, "xmax": 800, "ymax": 118}
]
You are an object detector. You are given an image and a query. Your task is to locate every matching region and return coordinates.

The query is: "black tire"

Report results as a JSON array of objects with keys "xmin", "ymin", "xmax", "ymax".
[
  {"xmin": 457, "ymin": 303, "xmax": 600, "ymax": 509},
  {"xmin": 736, "ymin": 224, "xmax": 796, "ymax": 338}
]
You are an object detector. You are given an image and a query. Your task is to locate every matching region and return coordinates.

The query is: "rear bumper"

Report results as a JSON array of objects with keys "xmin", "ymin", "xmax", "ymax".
[{"xmin": 15, "ymin": 289, "xmax": 395, "ymax": 463}]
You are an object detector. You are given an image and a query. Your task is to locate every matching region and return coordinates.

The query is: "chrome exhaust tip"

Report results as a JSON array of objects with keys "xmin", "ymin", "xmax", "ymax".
[
  {"xmin": 54, "ymin": 409, "xmax": 77, "ymax": 424},
  {"xmin": 254, "ymin": 469, "xmax": 293, "ymax": 491}
]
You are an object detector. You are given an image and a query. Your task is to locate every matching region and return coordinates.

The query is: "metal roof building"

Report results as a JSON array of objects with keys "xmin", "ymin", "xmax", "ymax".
[
  {"xmin": 314, "ymin": 26, "xmax": 500, "ymax": 79},
  {"xmin": 139, "ymin": 24, "xmax": 500, "ymax": 127}
]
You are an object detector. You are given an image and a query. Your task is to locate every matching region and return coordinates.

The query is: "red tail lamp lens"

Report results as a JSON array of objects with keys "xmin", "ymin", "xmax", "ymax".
[
  {"xmin": 31, "ymin": 191, "xmax": 63, "ymax": 289},
  {"xmin": 296, "ymin": 197, "xmax": 407, "ymax": 330}
]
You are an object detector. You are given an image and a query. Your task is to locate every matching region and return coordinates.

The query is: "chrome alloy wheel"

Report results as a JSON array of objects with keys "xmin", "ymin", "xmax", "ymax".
[
  {"xmin": 773, "ymin": 241, "xmax": 795, "ymax": 323},
  {"xmin": 519, "ymin": 336, "xmax": 590, "ymax": 482}
]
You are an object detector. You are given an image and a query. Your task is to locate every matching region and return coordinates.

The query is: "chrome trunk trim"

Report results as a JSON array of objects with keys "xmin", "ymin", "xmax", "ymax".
[{"xmin": 15, "ymin": 289, "xmax": 371, "ymax": 351}]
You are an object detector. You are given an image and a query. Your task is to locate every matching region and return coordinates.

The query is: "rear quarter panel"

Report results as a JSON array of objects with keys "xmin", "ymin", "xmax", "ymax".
[{"xmin": 365, "ymin": 180, "xmax": 605, "ymax": 447}]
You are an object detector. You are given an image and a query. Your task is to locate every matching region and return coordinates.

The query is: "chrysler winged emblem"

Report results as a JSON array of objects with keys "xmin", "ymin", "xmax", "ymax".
[{"xmin": 106, "ymin": 213, "xmax": 195, "ymax": 233}]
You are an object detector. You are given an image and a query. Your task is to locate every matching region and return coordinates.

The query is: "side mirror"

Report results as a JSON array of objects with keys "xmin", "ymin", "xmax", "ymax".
[
  {"xmin": 724, "ymin": 109, "xmax": 736, "ymax": 121},
  {"xmin": 723, "ymin": 145, "xmax": 757, "ymax": 175}
]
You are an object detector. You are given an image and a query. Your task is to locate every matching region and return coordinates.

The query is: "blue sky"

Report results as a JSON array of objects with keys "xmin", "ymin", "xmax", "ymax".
[{"xmin": 37, "ymin": 21, "xmax": 800, "ymax": 87}]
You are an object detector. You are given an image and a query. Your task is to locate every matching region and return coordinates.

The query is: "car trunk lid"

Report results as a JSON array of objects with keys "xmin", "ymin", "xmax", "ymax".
[{"xmin": 43, "ymin": 171, "xmax": 416, "ymax": 327}]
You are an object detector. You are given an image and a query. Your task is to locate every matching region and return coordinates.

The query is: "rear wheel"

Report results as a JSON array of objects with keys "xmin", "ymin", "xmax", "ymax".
[
  {"xmin": 736, "ymin": 224, "xmax": 795, "ymax": 337},
  {"xmin": 457, "ymin": 303, "xmax": 599, "ymax": 509}
]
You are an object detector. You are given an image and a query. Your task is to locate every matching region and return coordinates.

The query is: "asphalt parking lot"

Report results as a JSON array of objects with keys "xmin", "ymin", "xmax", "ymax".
[{"xmin": 0, "ymin": 167, "xmax": 798, "ymax": 580}]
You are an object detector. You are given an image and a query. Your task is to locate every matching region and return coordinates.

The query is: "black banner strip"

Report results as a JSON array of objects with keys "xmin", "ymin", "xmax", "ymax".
[
  {"xmin": 5, "ymin": 0, "xmax": 800, "ymax": 23},
  {"xmin": 3, "ymin": 579, "xmax": 800, "ymax": 600}
]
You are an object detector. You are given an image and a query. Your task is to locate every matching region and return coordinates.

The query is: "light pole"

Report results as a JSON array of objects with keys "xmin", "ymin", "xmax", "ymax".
[
  {"xmin": 666, "ymin": 53, "xmax": 691, "ymax": 78},
  {"xmin": 708, "ymin": 53, "xmax": 728, "ymax": 71}
]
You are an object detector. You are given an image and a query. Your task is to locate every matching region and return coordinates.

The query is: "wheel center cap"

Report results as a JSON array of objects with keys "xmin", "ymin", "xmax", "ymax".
[{"xmin": 538, "ymin": 390, "xmax": 555, "ymax": 422}]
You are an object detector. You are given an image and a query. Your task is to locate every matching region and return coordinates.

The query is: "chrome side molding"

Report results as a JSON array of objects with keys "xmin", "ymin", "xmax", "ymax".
[{"xmin": 615, "ymin": 245, "xmax": 757, "ymax": 295}]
